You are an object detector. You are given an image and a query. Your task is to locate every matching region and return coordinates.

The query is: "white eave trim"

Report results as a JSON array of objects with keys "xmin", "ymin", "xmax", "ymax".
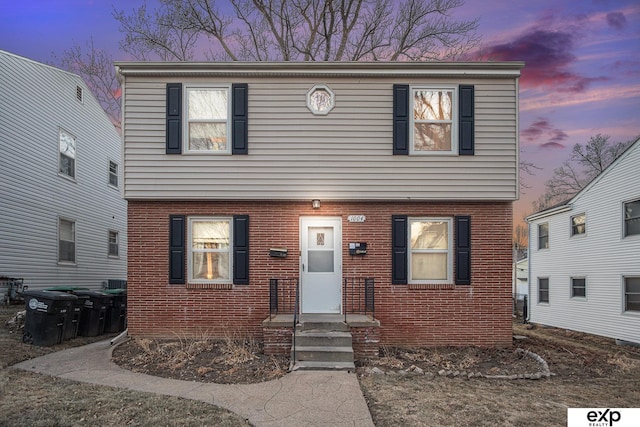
[
  {"xmin": 115, "ymin": 61, "xmax": 524, "ymax": 80},
  {"xmin": 526, "ymin": 204, "xmax": 572, "ymax": 222}
]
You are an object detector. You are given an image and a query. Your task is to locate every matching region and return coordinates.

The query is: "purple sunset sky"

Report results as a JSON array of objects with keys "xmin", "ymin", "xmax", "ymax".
[{"xmin": 2, "ymin": 0, "xmax": 639, "ymax": 222}]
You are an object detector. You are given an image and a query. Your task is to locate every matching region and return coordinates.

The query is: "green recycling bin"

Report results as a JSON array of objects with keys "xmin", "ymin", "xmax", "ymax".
[
  {"xmin": 104, "ymin": 289, "xmax": 127, "ymax": 332},
  {"xmin": 22, "ymin": 290, "xmax": 77, "ymax": 346}
]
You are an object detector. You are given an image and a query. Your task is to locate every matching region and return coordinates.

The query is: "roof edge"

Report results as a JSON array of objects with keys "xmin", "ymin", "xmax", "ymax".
[{"xmin": 115, "ymin": 60, "xmax": 524, "ymax": 79}]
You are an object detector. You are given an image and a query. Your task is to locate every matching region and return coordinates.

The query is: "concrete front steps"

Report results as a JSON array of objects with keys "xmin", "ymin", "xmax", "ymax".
[{"xmin": 291, "ymin": 320, "xmax": 355, "ymax": 371}]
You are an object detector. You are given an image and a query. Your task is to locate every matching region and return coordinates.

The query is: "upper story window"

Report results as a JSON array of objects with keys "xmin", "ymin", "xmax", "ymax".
[
  {"xmin": 307, "ymin": 85, "xmax": 335, "ymax": 115},
  {"xmin": 411, "ymin": 87, "xmax": 456, "ymax": 154},
  {"xmin": 59, "ymin": 128, "xmax": 76, "ymax": 179},
  {"xmin": 409, "ymin": 218, "xmax": 453, "ymax": 284},
  {"xmin": 538, "ymin": 223, "xmax": 549, "ymax": 250},
  {"xmin": 185, "ymin": 86, "xmax": 231, "ymax": 153},
  {"xmin": 571, "ymin": 213, "xmax": 586, "ymax": 236},
  {"xmin": 188, "ymin": 217, "xmax": 232, "ymax": 283},
  {"xmin": 624, "ymin": 199, "xmax": 640, "ymax": 237},
  {"xmin": 108, "ymin": 161, "xmax": 118, "ymax": 188},
  {"xmin": 59, "ymin": 218, "xmax": 76, "ymax": 264}
]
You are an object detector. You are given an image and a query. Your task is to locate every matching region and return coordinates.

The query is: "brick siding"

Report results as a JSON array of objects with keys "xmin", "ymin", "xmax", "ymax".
[{"xmin": 127, "ymin": 200, "xmax": 513, "ymax": 347}]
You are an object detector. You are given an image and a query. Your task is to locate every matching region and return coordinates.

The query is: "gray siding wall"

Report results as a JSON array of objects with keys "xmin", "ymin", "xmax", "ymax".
[
  {"xmin": 528, "ymin": 141, "xmax": 640, "ymax": 344},
  {"xmin": 0, "ymin": 51, "xmax": 127, "ymax": 292},
  {"xmin": 121, "ymin": 73, "xmax": 519, "ymax": 200}
]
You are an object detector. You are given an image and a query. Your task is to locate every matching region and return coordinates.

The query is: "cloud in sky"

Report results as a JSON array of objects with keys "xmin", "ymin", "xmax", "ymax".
[
  {"xmin": 480, "ymin": 27, "xmax": 608, "ymax": 93},
  {"xmin": 606, "ymin": 12, "xmax": 627, "ymax": 30},
  {"xmin": 521, "ymin": 118, "xmax": 569, "ymax": 149}
]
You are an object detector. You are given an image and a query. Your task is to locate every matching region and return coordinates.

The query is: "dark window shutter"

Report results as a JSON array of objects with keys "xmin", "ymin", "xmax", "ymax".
[
  {"xmin": 169, "ymin": 215, "xmax": 185, "ymax": 284},
  {"xmin": 232, "ymin": 83, "xmax": 248, "ymax": 155},
  {"xmin": 393, "ymin": 85, "xmax": 409, "ymax": 155},
  {"xmin": 459, "ymin": 85, "xmax": 474, "ymax": 155},
  {"xmin": 392, "ymin": 215, "xmax": 408, "ymax": 284},
  {"xmin": 233, "ymin": 215, "xmax": 249, "ymax": 285},
  {"xmin": 166, "ymin": 83, "xmax": 182, "ymax": 154},
  {"xmin": 455, "ymin": 215, "xmax": 471, "ymax": 285}
]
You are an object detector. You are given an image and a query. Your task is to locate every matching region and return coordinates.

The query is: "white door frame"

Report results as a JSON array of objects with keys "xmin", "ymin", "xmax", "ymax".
[{"xmin": 300, "ymin": 217, "xmax": 342, "ymax": 314}]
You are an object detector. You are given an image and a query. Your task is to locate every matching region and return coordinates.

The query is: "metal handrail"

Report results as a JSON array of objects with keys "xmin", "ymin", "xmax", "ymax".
[
  {"xmin": 292, "ymin": 279, "xmax": 300, "ymax": 367},
  {"xmin": 343, "ymin": 277, "xmax": 375, "ymax": 322}
]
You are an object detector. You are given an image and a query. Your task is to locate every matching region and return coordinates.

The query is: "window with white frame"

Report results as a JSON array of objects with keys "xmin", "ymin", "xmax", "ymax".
[
  {"xmin": 108, "ymin": 161, "xmax": 118, "ymax": 188},
  {"xmin": 571, "ymin": 213, "xmax": 586, "ymax": 236},
  {"xmin": 59, "ymin": 218, "xmax": 76, "ymax": 263},
  {"xmin": 189, "ymin": 218, "xmax": 232, "ymax": 283},
  {"xmin": 624, "ymin": 199, "xmax": 640, "ymax": 237},
  {"xmin": 59, "ymin": 129, "xmax": 76, "ymax": 179},
  {"xmin": 571, "ymin": 277, "xmax": 586, "ymax": 298},
  {"xmin": 412, "ymin": 87, "xmax": 456, "ymax": 154},
  {"xmin": 185, "ymin": 86, "xmax": 230, "ymax": 153},
  {"xmin": 624, "ymin": 277, "xmax": 640, "ymax": 312},
  {"xmin": 538, "ymin": 277, "xmax": 549, "ymax": 303},
  {"xmin": 538, "ymin": 223, "xmax": 549, "ymax": 250},
  {"xmin": 409, "ymin": 218, "xmax": 452, "ymax": 283},
  {"xmin": 108, "ymin": 231, "xmax": 119, "ymax": 257}
]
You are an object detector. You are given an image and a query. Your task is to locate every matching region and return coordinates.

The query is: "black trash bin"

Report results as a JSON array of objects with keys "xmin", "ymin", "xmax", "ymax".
[
  {"xmin": 73, "ymin": 290, "xmax": 111, "ymax": 337},
  {"xmin": 44, "ymin": 287, "xmax": 89, "ymax": 340},
  {"xmin": 104, "ymin": 289, "xmax": 127, "ymax": 333},
  {"xmin": 22, "ymin": 290, "xmax": 77, "ymax": 346}
]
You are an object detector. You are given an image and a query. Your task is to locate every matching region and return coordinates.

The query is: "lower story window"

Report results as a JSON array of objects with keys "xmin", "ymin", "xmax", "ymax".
[
  {"xmin": 538, "ymin": 277, "xmax": 549, "ymax": 303},
  {"xmin": 409, "ymin": 218, "xmax": 452, "ymax": 283},
  {"xmin": 571, "ymin": 277, "xmax": 586, "ymax": 298},
  {"xmin": 189, "ymin": 217, "xmax": 231, "ymax": 283},
  {"xmin": 624, "ymin": 277, "xmax": 640, "ymax": 312},
  {"xmin": 59, "ymin": 218, "xmax": 75, "ymax": 263}
]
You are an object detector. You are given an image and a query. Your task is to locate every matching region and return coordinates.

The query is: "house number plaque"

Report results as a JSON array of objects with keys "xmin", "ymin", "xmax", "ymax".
[{"xmin": 347, "ymin": 215, "xmax": 366, "ymax": 223}]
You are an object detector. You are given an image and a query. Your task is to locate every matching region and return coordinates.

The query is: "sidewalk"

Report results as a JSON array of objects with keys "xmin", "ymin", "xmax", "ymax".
[{"xmin": 12, "ymin": 339, "xmax": 374, "ymax": 427}]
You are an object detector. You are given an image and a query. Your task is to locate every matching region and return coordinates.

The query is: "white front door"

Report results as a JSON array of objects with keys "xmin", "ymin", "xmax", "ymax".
[{"xmin": 300, "ymin": 217, "xmax": 342, "ymax": 313}]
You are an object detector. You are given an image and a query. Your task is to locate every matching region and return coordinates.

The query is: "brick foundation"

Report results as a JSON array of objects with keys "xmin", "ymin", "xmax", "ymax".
[{"xmin": 127, "ymin": 200, "xmax": 513, "ymax": 347}]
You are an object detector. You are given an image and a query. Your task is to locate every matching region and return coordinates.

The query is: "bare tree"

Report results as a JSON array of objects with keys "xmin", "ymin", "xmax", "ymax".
[
  {"xmin": 51, "ymin": 39, "xmax": 121, "ymax": 130},
  {"xmin": 113, "ymin": 0, "xmax": 480, "ymax": 61},
  {"xmin": 533, "ymin": 134, "xmax": 635, "ymax": 211},
  {"xmin": 513, "ymin": 223, "xmax": 527, "ymax": 260}
]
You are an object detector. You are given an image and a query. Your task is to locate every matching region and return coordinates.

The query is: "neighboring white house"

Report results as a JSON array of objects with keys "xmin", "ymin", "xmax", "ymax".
[
  {"xmin": 0, "ymin": 50, "xmax": 127, "ymax": 295},
  {"xmin": 526, "ymin": 137, "xmax": 640, "ymax": 345},
  {"xmin": 512, "ymin": 257, "xmax": 528, "ymax": 299}
]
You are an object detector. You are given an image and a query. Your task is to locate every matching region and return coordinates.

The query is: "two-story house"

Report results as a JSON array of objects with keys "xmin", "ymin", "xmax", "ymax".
[
  {"xmin": 0, "ymin": 50, "xmax": 127, "ymax": 295},
  {"xmin": 115, "ymin": 61, "xmax": 523, "ymax": 354},
  {"xmin": 527, "ymin": 138, "xmax": 640, "ymax": 345}
]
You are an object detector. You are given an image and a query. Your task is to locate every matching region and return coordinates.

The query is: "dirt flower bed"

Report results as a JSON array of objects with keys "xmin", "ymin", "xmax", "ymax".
[
  {"xmin": 363, "ymin": 344, "xmax": 544, "ymax": 377},
  {"xmin": 112, "ymin": 336, "xmax": 290, "ymax": 384}
]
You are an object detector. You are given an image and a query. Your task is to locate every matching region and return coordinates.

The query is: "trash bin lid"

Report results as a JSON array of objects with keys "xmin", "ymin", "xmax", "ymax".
[
  {"xmin": 22, "ymin": 289, "xmax": 78, "ymax": 301},
  {"xmin": 44, "ymin": 286, "xmax": 90, "ymax": 293},
  {"xmin": 71, "ymin": 290, "xmax": 111, "ymax": 298},
  {"xmin": 103, "ymin": 289, "xmax": 127, "ymax": 295}
]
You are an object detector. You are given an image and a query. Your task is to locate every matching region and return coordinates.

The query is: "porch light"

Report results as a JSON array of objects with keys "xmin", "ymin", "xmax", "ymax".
[{"xmin": 312, "ymin": 199, "xmax": 321, "ymax": 209}]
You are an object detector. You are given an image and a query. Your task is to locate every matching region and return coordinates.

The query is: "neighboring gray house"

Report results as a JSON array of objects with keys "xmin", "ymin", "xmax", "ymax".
[
  {"xmin": 0, "ymin": 50, "xmax": 127, "ymax": 294},
  {"xmin": 526, "ymin": 137, "xmax": 640, "ymax": 345}
]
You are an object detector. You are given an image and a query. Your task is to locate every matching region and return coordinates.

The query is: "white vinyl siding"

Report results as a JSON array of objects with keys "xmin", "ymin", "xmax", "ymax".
[
  {"xmin": 118, "ymin": 66, "xmax": 520, "ymax": 201},
  {"xmin": 528, "ymin": 139, "xmax": 640, "ymax": 344},
  {"xmin": 0, "ymin": 51, "xmax": 127, "ymax": 290}
]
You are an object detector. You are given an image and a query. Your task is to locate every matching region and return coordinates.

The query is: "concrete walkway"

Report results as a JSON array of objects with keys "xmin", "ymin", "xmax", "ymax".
[{"xmin": 12, "ymin": 339, "xmax": 375, "ymax": 427}]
